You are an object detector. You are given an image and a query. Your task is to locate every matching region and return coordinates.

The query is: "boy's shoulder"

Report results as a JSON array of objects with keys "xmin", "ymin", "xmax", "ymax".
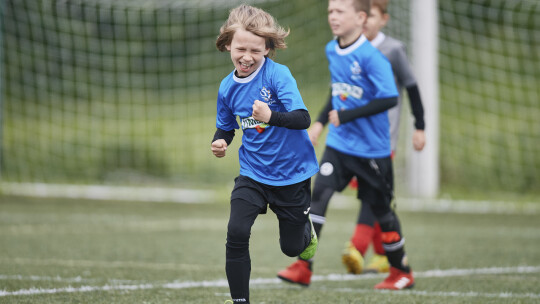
[
  {"xmin": 219, "ymin": 68, "xmax": 236, "ymax": 83},
  {"xmin": 377, "ymin": 35, "xmax": 407, "ymax": 52},
  {"xmin": 264, "ymin": 57, "xmax": 290, "ymax": 72},
  {"xmin": 262, "ymin": 57, "xmax": 294, "ymax": 83},
  {"xmin": 326, "ymin": 36, "xmax": 378, "ymax": 57},
  {"xmin": 219, "ymin": 70, "xmax": 235, "ymax": 88},
  {"xmin": 376, "ymin": 36, "xmax": 407, "ymax": 56}
]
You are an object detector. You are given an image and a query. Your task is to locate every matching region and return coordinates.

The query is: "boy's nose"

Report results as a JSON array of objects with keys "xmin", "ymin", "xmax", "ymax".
[{"xmin": 242, "ymin": 54, "xmax": 253, "ymax": 62}]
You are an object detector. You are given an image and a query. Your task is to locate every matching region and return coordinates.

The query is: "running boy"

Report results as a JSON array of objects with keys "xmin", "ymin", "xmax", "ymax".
[
  {"xmin": 342, "ymin": 0, "xmax": 426, "ymax": 275},
  {"xmin": 277, "ymin": 0, "xmax": 415, "ymax": 290},
  {"xmin": 212, "ymin": 5, "xmax": 319, "ymax": 303}
]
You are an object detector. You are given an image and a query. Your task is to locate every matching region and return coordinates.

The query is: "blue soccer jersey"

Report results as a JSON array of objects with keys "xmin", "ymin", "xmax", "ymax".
[
  {"xmin": 216, "ymin": 57, "xmax": 319, "ymax": 186},
  {"xmin": 325, "ymin": 35, "xmax": 399, "ymax": 158}
]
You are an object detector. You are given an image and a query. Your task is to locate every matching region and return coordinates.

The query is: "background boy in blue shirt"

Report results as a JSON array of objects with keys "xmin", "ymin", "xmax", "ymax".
[
  {"xmin": 277, "ymin": 0, "xmax": 415, "ymax": 290},
  {"xmin": 343, "ymin": 0, "xmax": 427, "ymax": 275}
]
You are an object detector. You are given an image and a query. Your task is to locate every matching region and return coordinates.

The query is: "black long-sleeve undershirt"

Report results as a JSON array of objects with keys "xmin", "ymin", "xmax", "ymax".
[
  {"xmin": 316, "ymin": 91, "xmax": 397, "ymax": 125},
  {"xmin": 338, "ymin": 97, "xmax": 397, "ymax": 124},
  {"xmin": 212, "ymin": 109, "xmax": 310, "ymax": 145},
  {"xmin": 406, "ymin": 84, "xmax": 425, "ymax": 130},
  {"xmin": 316, "ymin": 94, "xmax": 333, "ymax": 125},
  {"xmin": 268, "ymin": 109, "xmax": 310, "ymax": 129},
  {"xmin": 213, "ymin": 128, "xmax": 235, "ymax": 145}
]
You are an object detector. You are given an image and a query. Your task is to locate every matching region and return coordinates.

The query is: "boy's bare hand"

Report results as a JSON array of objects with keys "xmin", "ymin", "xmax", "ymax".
[
  {"xmin": 412, "ymin": 129, "xmax": 426, "ymax": 151},
  {"xmin": 308, "ymin": 122, "xmax": 324, "ymax": 146},
  {"xmin": 329, "ymin": 109, "xmax": 340, "ymax": 127},
  {"xmin": 211, "ymin": 139, "xmax": 228, "ymax": 158},
  {"xmin": 252, "ymin": 100, "xmax": 271, "ymax": 123}
]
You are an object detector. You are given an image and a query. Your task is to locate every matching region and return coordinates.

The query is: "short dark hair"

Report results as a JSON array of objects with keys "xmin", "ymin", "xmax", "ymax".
[{"xmin": 372, "ymin": 0, "xmax": 389, "ymax": 14}]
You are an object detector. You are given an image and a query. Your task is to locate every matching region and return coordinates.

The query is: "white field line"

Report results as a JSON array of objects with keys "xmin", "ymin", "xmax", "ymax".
[
  {"xmin": 309, "ymin": 286, "xmax": 540, "ymax": 300},
  {"xmin": 0, "ymin": 182, "xmax": 215, "ymax": 204},
  {"xmin": 253, "ymin": 285, "xmax": 540, "ymax": 300},
  {"xmin": 0, "ymin": 275, "xmax": 96, "ymax": 284},
  {"xmin": 1, "ymin": 257, "xmax": 221, "ymax": 271},
  {"xmin": 329, "ymin": 193, "xmax": 540, "ymax": 214},
  {"xmin": 311, "ymin": 265, "xmax": 540, "ymax": 281},
  {"xmin": 2, "ymin": 182, "xmax": 539, "ymax": 214},
  {"xmin": 0, "ymin": 274, "xmax": 145, "ymax": 285},
  {"xmin": 1, "ymin": 266, "xmax": 539, "ymax": 298}
]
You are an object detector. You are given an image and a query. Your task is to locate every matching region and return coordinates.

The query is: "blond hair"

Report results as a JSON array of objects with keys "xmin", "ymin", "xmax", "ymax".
[{"xmin": 216, "ymin": 4, "xmax": 289, "ymax": 58}]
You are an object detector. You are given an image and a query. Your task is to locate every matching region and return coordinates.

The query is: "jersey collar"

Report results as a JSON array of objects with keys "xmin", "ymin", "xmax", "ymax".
[
  {"xmin": 335, "ymin": 34, "xmax": 368, "ymax": 56},
  {"xmin": 370, "ymin": 32, "xmax": 386, "ymax": 48}
]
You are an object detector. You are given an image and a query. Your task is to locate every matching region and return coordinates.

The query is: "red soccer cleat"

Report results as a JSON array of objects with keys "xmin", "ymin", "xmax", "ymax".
[
  {"xmin": 277, "ymin": 260, "xmax": 312, "ymax": 287},
  {"xmin": 374, "ymin": 267, "xmax": 415, "ymax": 290}
]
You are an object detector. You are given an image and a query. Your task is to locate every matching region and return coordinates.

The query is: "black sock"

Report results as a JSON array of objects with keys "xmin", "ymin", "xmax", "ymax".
[{"xmin": 385, "ymin": 249, "xmax": 411, "ymax": 273}]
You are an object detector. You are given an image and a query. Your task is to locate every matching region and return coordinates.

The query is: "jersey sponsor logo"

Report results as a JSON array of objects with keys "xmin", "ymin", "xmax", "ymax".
[
  {"xmin": 241, "ymin": 116, "xmax": 269, "ymax": 133},
  {"xmin": 339, "ymin": 92, "xmax": 349, "ymax": 101},
  {"xmin": 350, "ymin": 61, "xmax": 362, "ymax": 80},
  {"xmin": 332, "ymin": 82, "xmax": 363, "ymax": 101},
  {"xmin": 259, "ymin": 86, "xmax": 276, "ymax": 105}
]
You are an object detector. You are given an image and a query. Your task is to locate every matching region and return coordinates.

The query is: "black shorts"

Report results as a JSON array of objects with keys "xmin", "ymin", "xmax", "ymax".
[
  {"xmin": 230, "ymin": 175, "xmax": 312, "ymax": 225},
  {"xmin": 315, "ymin": 146, "xmax": 394, "ymax": 206}
]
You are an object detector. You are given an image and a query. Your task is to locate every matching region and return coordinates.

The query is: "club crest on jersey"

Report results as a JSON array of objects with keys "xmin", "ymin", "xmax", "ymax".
[
  {"xmin": 332, "ymin": 82, "xmax": 363, "ymax": 101},
  {"xmin": 350, "ymin": 61, "xmax": 362, "ymax": 80},
  {"xmin": 241, "ymin": 116, "xmax": 269, "ymax": 133},
  {"xmin": 259, "ymin": 86, "xmax": 275, "ymax": 105}
]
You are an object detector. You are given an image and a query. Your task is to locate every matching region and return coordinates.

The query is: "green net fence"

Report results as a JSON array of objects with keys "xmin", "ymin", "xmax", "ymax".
[{"xmin": 1, "ymin": 0, "xmax": 539, "ymax": 197}]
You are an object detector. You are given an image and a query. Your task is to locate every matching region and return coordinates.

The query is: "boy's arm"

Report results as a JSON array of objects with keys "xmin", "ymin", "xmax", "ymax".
[
  {"xmin": 211, "ymin": 128, "xmax": 235, "ymax": 158},
  {"xmin": 316, "ymin": 92, "xmax": 333, "ymax": 125},
  {"xmin": 391, "ymin": 40, "xmax": 425, "ymax": 130},
  {"xmin": 304, "ymin": 91, "xmax": 332, "ymax": 146},
  {"xmin": 406, "ymin": 84, "xmax": 426, "ymax": 150},
  {"xmin": 252, "ymin": 99, "xmax": 310, "ymax": 130},
  {"xmin": 406, "ymin": 84, "xmax": 425, "ymax": 130},
  {"xmin": 212, "ymin": 128, "xmax": 235, "ymax": 145},
  {"xmin": 268, "ymin": 109, "xmax": 311, "ymax": 130},
  {"xmin": 337, "ymin": 96, "xmax": 397, "ymax": 124}
]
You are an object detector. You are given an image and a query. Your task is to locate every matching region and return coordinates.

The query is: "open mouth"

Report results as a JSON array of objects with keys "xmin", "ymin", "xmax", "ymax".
[{"xmin": 239, "ymin": 61, "xmax": 253, "ymax": 73}]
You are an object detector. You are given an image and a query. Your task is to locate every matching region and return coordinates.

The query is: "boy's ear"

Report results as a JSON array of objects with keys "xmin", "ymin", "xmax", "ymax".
[
  {"xmin": 226, "ymin": 44, "xmax": 231, "ymax": 51},
  {"xmin": 358, "ymin": 10, "xmax": 368, "ymax": 25},
  {"xmin": 382, "ymin": 13, "xmax": 390, "ymax": 25}
]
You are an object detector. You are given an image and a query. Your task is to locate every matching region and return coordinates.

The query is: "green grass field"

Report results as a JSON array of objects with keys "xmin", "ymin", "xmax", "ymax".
[{"xmin": 1, "ymin": 194, "xmax": 539, "ymax": 303}]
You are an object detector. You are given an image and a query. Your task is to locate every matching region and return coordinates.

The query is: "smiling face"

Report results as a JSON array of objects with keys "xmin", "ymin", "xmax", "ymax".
[
  {"xmin": 226, "ymin": 28, "xmax": 270, "ymax": 77},
  {"xmin": 364, "ymin": 6, "xmax": 389, "ymax": 41},
  {"xmin": 328, "ymin": 0, "xmax": 367, "ymax": 46}
]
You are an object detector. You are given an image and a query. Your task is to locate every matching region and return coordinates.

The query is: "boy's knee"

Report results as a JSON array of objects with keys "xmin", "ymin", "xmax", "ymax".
[
  {"xmin": 279, "ymin": 223, "xmax": 309, "ymax": 257},
  {"xmin": 376, "ymin": 211, "xmax": 397, "ymax": 230},
  {"xmin": 227, "ymin": 221, "xmax": 251, "ymax": 243},
  {"xmin": 310, "ymin": 186, "xmax": 334, "ymax": 215},
  {"xmin": 280, "ymin": 242, "xmax": 304, "ymax": 257}
]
